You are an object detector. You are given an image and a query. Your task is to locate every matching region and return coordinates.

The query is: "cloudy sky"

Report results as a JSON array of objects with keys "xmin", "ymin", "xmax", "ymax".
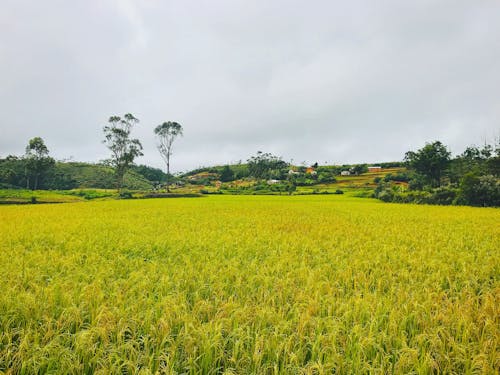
[{"xmin": 1, "ymin": 1, "xmax": 499, "ymax": 172}]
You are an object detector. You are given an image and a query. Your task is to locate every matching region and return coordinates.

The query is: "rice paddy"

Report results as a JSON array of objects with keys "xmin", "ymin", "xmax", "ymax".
[{"xmin": 0, "ymin": 195, "xmax": 498, "ymax": 374}]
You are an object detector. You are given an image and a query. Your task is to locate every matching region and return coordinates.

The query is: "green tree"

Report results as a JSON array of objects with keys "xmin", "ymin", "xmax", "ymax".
[
  {"xmin": 103, "ymin": 114, "xmax": 143, "ymax": 191},
  {"xmin": 458, "ymin": 173, "xmax": 500, "ymax": 207},
  {"xmin": 318, "ymin": 172, "xmax": 336, "ymax": 183},
  {"xmin": 351, "ymin": 164, "xmax": 368, "ymax": 175},
  {"xmin": 404, "ymin": 141, "xmax": 451, "ymax": 187},
  {"xmin": 154, "ymin": 121, "xmax": 183, "ymax": 192},
  {"xmin": 24, "ymin": 137, "xmax": 55, "ymax": 190},
  {"xmin": 450, "ymin": 143, "xmax": 497, "ymax": 181},
  {"xmin": 486, "ymin": 156, "xmax": 500, "ymax": 177},
  {"xmin": 219, "ymin": 165, "xmax": 234, "ymax": 182},
  {"xmin": 247, "ymin": 152, "xmax": 288, "ymax": 179},
  {"xmin": 0, "ymin": 156, "xmax": 26, "ymax": 188},
  {"xmin": 286, "ymin": 182, "xmax": 297, "ymax": 195}
]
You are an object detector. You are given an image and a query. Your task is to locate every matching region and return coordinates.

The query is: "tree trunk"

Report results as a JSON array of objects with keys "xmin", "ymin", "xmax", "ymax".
[
  {"xmin": 117, "ymin": 172, "xmax": 124, "ymax": 193},
  {"xmin": 25, "ymin": 165, "xmax": 30, "ymax": 189},
  {"xmin": 166, "ymin": 156, "xmax": 170, "ymax": 193}
]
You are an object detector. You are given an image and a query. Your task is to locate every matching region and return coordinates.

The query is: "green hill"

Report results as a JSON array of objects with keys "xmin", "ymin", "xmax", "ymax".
[
  {"xmin": 0, "ymin": 158, "xmax": 166, "ymax": 190},
  {"xmin": 54, "ymin": 162, "xmax": 156, "ymax": 190}
]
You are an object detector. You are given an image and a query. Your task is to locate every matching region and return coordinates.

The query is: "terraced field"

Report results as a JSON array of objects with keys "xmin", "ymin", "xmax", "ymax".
[{"xmin": 0, "ymin": 195, "xmax": 498, "ymax": 373}]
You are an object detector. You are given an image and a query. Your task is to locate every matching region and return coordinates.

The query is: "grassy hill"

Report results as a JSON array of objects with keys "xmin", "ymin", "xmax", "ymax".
[
  {"xmin": 176, "ymin": 165, "xmax": 407, "ymax": 197},
  {"xmin": 0, "ymin": 158, "xmax": 166, "ymax": 191},
  {"xmin": 54, "ymin": 162, "xmax": 155, "ymax": 190}
]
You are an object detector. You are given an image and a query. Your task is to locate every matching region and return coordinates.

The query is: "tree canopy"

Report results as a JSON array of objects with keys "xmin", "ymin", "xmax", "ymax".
[
  {"xmin": 247, "ymin": 152, "xmax": 288, "ymax": 180},
  {"xmin": 103, "ymin": 113, "xmax": 143, "ymax": 190},
  {"xmin": 24, "ymin": 137, "xmax": 55, "ymax": 190},
  {"xmin": 154, "ymin": 121, "xmax": 183, "ymax": 192},
  {"xmin": 404, "ymin": 141, "xmax": 451, "ymax": 187}
]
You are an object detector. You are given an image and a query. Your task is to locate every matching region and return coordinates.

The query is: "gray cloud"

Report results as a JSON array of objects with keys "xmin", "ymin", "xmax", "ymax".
[{"xmin": 1, "ymin": 0, "xmax": 499, "ymax": 171}]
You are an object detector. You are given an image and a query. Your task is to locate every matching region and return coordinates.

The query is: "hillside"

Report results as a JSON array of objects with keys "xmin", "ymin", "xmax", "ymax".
[
  {"xmin": 0, "ymin": 158, "xmax": 166, "ymax": 190},
  {"xmin": 177, "ymin": 162, "xmax": 406, "ymax": 196},
  {"xmin": 54, "ymin": 162, "xmax": 157, "ymax": 190}
]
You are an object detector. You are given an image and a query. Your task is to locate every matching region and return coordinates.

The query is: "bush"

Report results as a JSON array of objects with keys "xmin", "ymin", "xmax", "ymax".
[
  {"xmin": 383, "ymin": 173, "xmax": 410, "ymax": 183},
  {"xmin": 457, "ymin": 174, "xmax": 500, "ymax": 207},
  {"xmin": 408, "ymin": 176, "xmax": 425, "ymax": 191},
  {"xmin": 293, "ymin": 177, "xmax": 316, "ymax": 186},
  {"xmin": 375, "ymin": 188, "xmax": 394, "ymax": 202},
  {"xmin": 428, "ymin": 187, "xmax": 457, "ymax": 205},
  {"xmin": 374, "ymin": 185, "xmax": 459, "ymax": 206},
  {"xmin": 351, "ymin": 164, "xmax": 368, "ymax": 175},
  {"xmin": 219, "ymin": 166, "xmax": 234, "ymax": 182},
  {"xmin": 318, "ymin": 172, "xmax": 336, "ymax": 183},
  {"xmin": 119, "ymin": 191, "xmax": 133, "ymax": 199}
]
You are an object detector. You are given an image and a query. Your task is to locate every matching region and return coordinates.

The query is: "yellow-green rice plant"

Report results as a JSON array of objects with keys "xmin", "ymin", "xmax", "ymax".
[{"xmin": 0, "ymin": 195, "xmax": 498, "ymax": 373}]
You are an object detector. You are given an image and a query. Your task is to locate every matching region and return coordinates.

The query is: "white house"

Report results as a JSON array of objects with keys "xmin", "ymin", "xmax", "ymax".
[
  {"xmin": 267, "ymin": 179, "xmax": 281, "ymax": 185},
  {"xmin": 341, "ymin": 171, "xmax": 350, "ymax": 176}
]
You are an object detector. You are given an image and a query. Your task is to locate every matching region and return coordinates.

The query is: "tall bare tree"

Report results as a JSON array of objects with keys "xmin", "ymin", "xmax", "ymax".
[
  {"xmin": 103, "ymin": 113, "xmax": 143, "ymax": 191},
  {"xmin": 154, "ymin": 121, "xmax": 183, "ymax": 192}
]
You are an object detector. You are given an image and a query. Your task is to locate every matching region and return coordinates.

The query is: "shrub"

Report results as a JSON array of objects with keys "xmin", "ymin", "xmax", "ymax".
[
  {"xmin": 219, "ymin": 166, "xmax": 234, "ymax": 182},
  {"xmin": 119, "ymin": 191, "xmax": 133, "ymax": 199},
  {"xmin": 457, "ymin": 174, "xmax": 500, "ymax": 206},
  {"xmin": 375, "ymin": 188, "xmax": 394, "ymax": 202},
  {"xmin": 428, "ymin": 187, "xmax": 457, "ymax": 205},
  {"xmin": 318, "ymin": 172, "xmax": 336, "ymax": 183},
  {"xmin": 408, "ymin": 176, "xmax": 425, "ymax": 191},
  {"xmin": 384, "ymin": 173, "xmax": 410, "ymax": 183}
]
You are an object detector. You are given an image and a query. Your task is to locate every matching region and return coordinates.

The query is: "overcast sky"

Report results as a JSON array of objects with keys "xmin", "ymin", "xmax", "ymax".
[{"xmin": 1, "ymin": 1, "xmax": 499, "ymax": 172}]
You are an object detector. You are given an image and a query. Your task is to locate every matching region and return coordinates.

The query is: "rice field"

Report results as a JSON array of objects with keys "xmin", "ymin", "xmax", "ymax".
[{"xmin": 0, "ymin": 195, "xmax": 498, "ymax": 374}]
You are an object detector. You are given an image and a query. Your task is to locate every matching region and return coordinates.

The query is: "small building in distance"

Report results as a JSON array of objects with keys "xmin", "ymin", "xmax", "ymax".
[
  {"xmin": 368, "ymin": 166, "xmax": 382, "ymax": 172},
  {"xmin": 341, "ymin": 170, "xmax": 351, "ymax": 176},
  {"xmin": 267, "ymin": 179, "xmax": 281, "ymax": 185},
  {"xmin": 305, "ymin": 167, "xmax": 317, "ymax": 175}
]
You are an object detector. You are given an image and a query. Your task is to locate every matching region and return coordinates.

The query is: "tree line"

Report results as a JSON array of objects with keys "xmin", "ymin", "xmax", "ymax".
[
  {"xmin": 0, "ymin": 114, "xmax": 183, "ymax": 192},
  {"xmin": 374, "ymin": 140, "xmax": 500, "ymax": 206},
  {"xmin": 1, "ymin": 119, "xmax": 499, "ymax": 206},
  {"xmin": 102, "ymin": 113, "xmax": 183, "ymax": 192}
]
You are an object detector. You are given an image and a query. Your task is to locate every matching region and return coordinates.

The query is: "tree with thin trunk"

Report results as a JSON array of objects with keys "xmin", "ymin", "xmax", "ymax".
[
  {"xmin": 154, "ymin": 121, "xmax": 183, "ymax": 192},
  {"xmin": 24, "ymin": 137, "xmax": 55, "ymax": 190},
  {"xmin": 103, "ymin": 113, "xmax": 143, "ymax": 191}
]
